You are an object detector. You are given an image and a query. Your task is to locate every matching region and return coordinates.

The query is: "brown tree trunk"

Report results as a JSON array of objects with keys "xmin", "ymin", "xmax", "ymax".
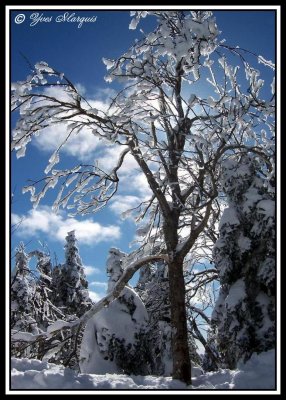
[{"xmin": 168, "ymin": 256, "xmax": 192, "ymax": 385}]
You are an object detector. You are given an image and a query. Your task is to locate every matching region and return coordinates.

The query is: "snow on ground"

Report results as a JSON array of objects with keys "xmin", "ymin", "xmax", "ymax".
[
  {"xmin": 194, "ymin": 350, "xmax": 276, "ymax": 390},
  {"xmin": 10, "ymin": 349, "xmax": 276, "ymax": 391},
  {"xmin": 11, "ymin": 358, "xmax": 186, "ymax": 390}
]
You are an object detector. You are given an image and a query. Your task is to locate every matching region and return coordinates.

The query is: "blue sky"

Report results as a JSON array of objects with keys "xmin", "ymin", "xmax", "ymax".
[{"xmin": 10, "ymin": 8, "xmax": 276, "ymax": 302}]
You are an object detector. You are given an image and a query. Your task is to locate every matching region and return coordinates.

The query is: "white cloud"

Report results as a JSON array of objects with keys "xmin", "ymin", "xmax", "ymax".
[
  {"xmin": 44, "ymin": 85, "xmax": 75, "ymax": 103},
  {"xmin": 90, "ymin": 87, "xmax": 117, "ymax": 101},
  {"xmin": 34, "ymin": 124, "xmax": 102, "ymax": 161},
  {"xmin": 75, "ymin": 83, "xmax": 87, "ymax": 97},
  {"xmin": 12, "ymin": 206, "xmax": 121, "ymax": 246},
  {"xmin": 95, "ymin": 145, "xmax": 138, "ymax": 175},
  {"xmin": 11, "ymin": 213, "xmax": 21, "ymax": 225},
  {"xmin": 109, "ymin": 195, "xmax": 141, "ymax": 217},
  {"xmin": 89, "ymin": 290, "xmax": 104, "ymax": 303},
  {"xmin": 83, "ymin": 265, "xmax": 101, "ymax": 276},
  {"xmin": 89, "ymin": 281, "xmax": 107, "ymax": 289},
  {"xmin": 121, "ymin": 172, "xmax": 151, "ymax": 198}
]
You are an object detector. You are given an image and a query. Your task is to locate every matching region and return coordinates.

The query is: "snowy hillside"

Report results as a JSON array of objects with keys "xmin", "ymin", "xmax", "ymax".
[{"xmin": 10, "ymin": 349, "xmax": 276, "ymax": 391}]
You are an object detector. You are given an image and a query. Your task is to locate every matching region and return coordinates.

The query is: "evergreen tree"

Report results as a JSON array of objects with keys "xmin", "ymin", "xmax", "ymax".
[
  {"xmin": 38, "ymin": 231, "xmax": 94, "ymax": 369},
  {"xmin": 60, "ymin": 230, "xmax": 92, "ymax": 317},
  {"xmin": 50, "ymin": 263, "xmax": 63, "ymax": 309},
  {"xmin": 136, "ymin": 261, "xmax": 173, "ymax": 375},
  {"xmin": 11, "ymin": 238, "xmax": 91, "ymax": 365},
  {"xmin": 11, "ymin": 243, "xmax": 39, "ymax": 358},
  {"xmin": 29, "ymin": 250, "xmax": 54, "ymax": 330},
  {"xmin": 106, "ymin": 247, "xmax": 125, "ymax": 292},
  {"xmin": 11, "ymin": 243, "xmax": 38, "ymax": 334},
  {"xmin": 209, "ymin": 155, "xmax": 275, "ymax": 369}
]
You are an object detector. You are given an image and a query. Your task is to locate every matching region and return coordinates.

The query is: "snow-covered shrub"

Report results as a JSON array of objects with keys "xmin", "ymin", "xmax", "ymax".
[{"xmin": 80, "ymin": 248, "xmax": 151, "ymax": 375}]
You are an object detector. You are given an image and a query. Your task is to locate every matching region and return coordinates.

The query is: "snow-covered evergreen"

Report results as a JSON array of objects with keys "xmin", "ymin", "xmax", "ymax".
[
  {"xmin": 106, "ymin": 247, "xmax": 126, "ymax": 292},
  {"xmin": 58, "ymin": 230, "xmax": 92, "ymax": 317},
  {"xmin": 50, "ymin": 263, "xmax": 63, "ymax": 309},
  {"xmin": 28, "ymin": 250, "xmax": 55, "ymax": 330},
  {"xmin": 208, "ymin": 155, "xmax": 275, "ymax": 369},
  {"xmin": 11, "ymin": 243, "xmax": 40, "ymax": 358},
  {"xmin": 11, "ymin": 235, "xmax": 94, "ymax": 366},
  {"xmin": 80, "ymin": 248, "xmax": 151, "ymax": 375},
  {"xmin": 136, "ymin": 261, "xmax": 173, "ymax": 375},
  {"xmin": 42, "ymin": 231, "xmax": 93, "ymax": 369},
  {"xmin": 11, "ymin": 243, "xmax": 38, "ymax": 335}
]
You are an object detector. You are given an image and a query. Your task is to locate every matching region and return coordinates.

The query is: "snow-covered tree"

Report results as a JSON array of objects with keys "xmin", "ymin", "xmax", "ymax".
[
  {"xmin": 208, "ymin": 155, "xmax": 275, "ymax": 369},
  {"xmin": 136, "ymin": 261, "xmax": 173, "ymax": 375},
  {"xmin": 11, "ymin": 240, "xmax": 88, "ymax": 365},
  {"xmin": 11, "ymin": 11, "xmax": 275, "ymax": 383},
  {"xmin": 32, "ymin": 231, "xmax": 93, "ymax": 369},
  {"xmin": 11, "ymin": 243, "xmax": 37, "ymax": 333},
  {"xmin": 58, "ymin": 231, "xmax": 92, "ymax": 317},
  {"xmin": 80, "ymin": 248, "xmax": 151, "ymax": 375},
  {"xmin": 27, "ymin": 250, "xmax": 54, "ymax": 330},
  {"xmin": 11, "ymin": 243, "xmax": 71, "ymax": 360},
  {"xmin": 106, "ymin": 247, "xmax": 126, "ymax": 292},
  {"xmin": 33, "ymin": 250, "xmax": 52, "ymax": 286},
  {"xmin": 49, "ymin": 263, "xmax": 62, "ymax": 308},
  {"xmin": 11, "ymin": 243, "xmax": 40, "ymax": 358}
]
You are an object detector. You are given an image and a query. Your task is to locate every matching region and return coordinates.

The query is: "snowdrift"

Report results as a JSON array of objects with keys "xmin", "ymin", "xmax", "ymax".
[{"xmin": 10, "ymin": 349, "xmax": 275, "ymax": 390}]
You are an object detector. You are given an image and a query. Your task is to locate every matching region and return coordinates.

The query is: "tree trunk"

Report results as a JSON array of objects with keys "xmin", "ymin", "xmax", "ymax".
[{"xmin": 168, "ymin": 256, "xmax": 192, "ymax": 385}]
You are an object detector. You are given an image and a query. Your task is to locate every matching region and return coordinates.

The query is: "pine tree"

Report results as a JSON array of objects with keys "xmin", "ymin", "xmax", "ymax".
[
  {"xmin": 11, "ymin": 237, "xmax": 92, "ymax": 366},
  {"xmin": 11, "ymin": 243, "xmax": 39, "ymax": 358},
  {"xmin": 50, "ymin": 263, "xmax": 63, "ymax": 309},
  {"xmin": 60, "ymin": 230, "xmax": 92, "ymax": 317},
  {"xmin": 36, "ymin": 231, "xmax": 93, "ymax": 369},
  {"xmin": 209, "ymin": 154, "xmax": 275, "ymax": 369},
  {"xmin": 11, "ymin": 243, "xmax": 38, "ymax": 334},
  {"xmin": 29, "ymin": 250, "xmax": 54, "ymax": 330},
  {"xmin": 106, "ymin": 247, "xmax": 126, "ymax": 292}
]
